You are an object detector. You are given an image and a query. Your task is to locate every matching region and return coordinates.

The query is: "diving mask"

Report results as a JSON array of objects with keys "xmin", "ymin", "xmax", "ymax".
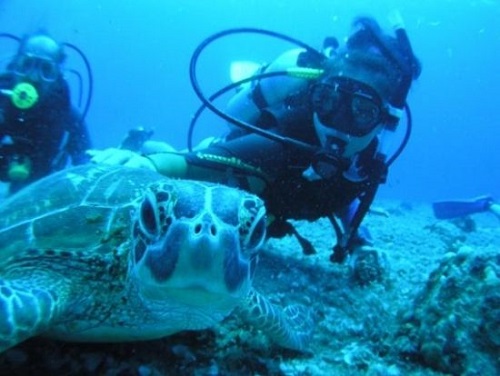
[
  {"xmin": 12, "ymin": 53, "xmax": 60, "ymax": 82},
  {"xmin": 311, "ymin": 76, "xmax": 393, "ymax": 137}
]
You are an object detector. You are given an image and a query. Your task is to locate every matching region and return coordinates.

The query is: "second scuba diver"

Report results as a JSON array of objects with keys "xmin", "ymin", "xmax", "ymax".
[{"xmin": 0, "ymin": 31, "xmax": 92, "ymax": 194}]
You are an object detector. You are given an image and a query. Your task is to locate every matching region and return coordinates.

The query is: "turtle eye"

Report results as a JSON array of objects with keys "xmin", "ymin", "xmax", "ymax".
[
  {"xmin": 243, "ymin": 206, "xmax": 267, "ymax": 253},
  {"xmin": 139, "ymin": 190, "xmax": 160, "ymax": 238}
]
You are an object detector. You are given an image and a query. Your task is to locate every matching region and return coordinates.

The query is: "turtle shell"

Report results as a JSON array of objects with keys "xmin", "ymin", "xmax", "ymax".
[{"xmin": 0, "ymin": 165, "xmax": 161, "ymax": 262}]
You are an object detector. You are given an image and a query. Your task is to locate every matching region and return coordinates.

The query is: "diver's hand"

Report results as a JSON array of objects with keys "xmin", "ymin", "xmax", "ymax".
[{"xmin": 87, "ymin": 148, "xmax": 156, "ymax": 170}]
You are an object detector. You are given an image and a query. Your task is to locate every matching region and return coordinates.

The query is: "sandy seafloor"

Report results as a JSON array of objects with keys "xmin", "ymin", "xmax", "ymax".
[{"xmin": 0, "ymin": 198, "xmax": 499, "ymax": 375}]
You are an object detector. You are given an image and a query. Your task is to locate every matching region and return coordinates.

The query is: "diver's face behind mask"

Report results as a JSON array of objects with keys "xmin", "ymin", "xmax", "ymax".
[
  {"xmin": 311, "ymin": 76, "xmax": 389, "ymax": 157},
  {"xmin": 11, "ymin": 35, "xmax": 62, "ymax": 84},
  {"xmin": 13, "ymin": 54, "xmax": 60, "ymax": 83}
]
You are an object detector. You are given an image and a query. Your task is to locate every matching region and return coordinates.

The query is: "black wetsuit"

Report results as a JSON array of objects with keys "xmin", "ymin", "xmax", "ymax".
[{"xmin": 0, "ymin": 73, "xmax": 92, "ymax": 193}]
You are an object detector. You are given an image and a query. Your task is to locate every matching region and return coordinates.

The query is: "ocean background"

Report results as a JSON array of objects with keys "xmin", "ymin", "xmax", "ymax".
[{"xmin": 0, "ymin": 0, "xmax": 498, "ymax": 203}]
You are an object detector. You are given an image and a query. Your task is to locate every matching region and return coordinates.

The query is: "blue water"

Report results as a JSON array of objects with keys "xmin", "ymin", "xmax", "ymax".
[{"xmin": 0, "ymin": 0, "xmax": 498, "ymax": 202}]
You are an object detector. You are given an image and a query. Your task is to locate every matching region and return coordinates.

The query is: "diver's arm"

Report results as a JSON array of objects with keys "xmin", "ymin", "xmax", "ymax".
[
  {"xmin": 147, "ymin": 151, "xmax": 268, "ymax": 194},
  {"xmin": 87, "ymin": 147, "xmax": 188, "ymax": 176},
  {"xmin": 89, "ymin": 132, "xmax": 275, "ymax": 194},
  {"xmin": 145, "ymin": 152, "xmax": 189, "ymax": 177}
]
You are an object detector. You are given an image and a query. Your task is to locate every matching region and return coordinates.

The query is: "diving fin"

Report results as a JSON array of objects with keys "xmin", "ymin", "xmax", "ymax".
[
  {"xmin": 489, "ymin": 203, "xmax": 500, "ymax": 219},
  {"xmin": 432, "ymin": 195, "xmax": 495, "ymax": 220}
]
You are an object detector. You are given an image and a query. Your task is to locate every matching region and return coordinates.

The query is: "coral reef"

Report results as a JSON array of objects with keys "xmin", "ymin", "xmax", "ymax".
[{"xmin": 396, "ymin": 246, "xmax": 500, "ymax": 375}]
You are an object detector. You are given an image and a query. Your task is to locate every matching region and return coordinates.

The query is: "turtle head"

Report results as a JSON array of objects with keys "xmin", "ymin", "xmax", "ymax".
[{"xmin": 130, "ymin": 179, "xmax": 267, "ymax": 313}]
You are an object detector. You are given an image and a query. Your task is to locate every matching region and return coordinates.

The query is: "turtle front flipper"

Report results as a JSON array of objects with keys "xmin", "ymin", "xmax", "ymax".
[
  {"xmin": 238, "ymin": 288, "xmax": 314, "ymax": 351},
  {"xmin": 0, "ymin": 278, "xmax": 61, "ymax": 352}
]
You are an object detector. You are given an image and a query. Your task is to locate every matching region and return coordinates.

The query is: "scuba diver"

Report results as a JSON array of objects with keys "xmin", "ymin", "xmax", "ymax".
[
  {"xmin": 0, "ymin": 31, "xmax": 93, "ymax": 194},
  {"xmin": 90, "ymin": 13, "xmax": 422, "ymax": 281}
]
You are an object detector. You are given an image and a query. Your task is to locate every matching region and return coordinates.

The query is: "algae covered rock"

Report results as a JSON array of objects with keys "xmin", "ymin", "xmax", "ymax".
[{"xmin": 396, "ymin": 246, "xmax": 500, "ymax": 375}]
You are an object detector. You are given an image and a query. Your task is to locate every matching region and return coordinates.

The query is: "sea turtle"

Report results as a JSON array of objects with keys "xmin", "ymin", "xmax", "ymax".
[{"xmin": 0, "ymin": 164, "xmax": 313, "ymax": 352}]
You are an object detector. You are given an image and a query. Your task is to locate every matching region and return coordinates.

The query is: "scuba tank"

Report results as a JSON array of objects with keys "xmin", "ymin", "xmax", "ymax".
[{"xmin": 225, "ymin": 48, "xmax": 315, "ymax": 127}]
